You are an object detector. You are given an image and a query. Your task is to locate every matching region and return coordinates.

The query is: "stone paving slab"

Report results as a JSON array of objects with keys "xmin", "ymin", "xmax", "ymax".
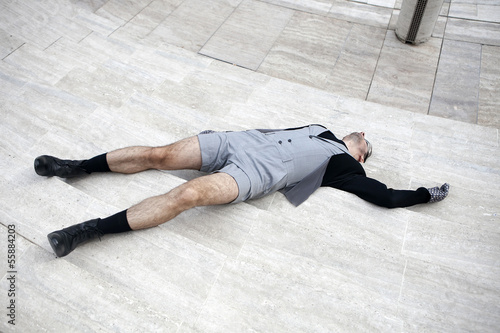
[
  {"xmin": 0, "ymin": 1, "xmax": 63, "ymax": 50},
  {"xmin": 200, "ymin": 0, "xmax": 294, "ymax": 70},
  {"xmin": 478, "ymin": 45, "xmax": 500, "ymax": 127},
  {"xmin": 327, "ymin": 0, "xmax": 394, "ymax": 28},
  {"xmin": 192, "ymin": 239, "xmax": 404, "ymax": 332},
  {"xmin": 1, "ymin": 0, "xmax": 500, "ymax": 332},
  {"xmin": 325, "ymin": 23, "xmax": 387, "ymax": 99},
  {"xmin": 110, "ymin": 0, "xmax": 183, "ymax": 42},
  {"xmin": 258, "ymin": 12, "xmax": 353, "ymax": 90},
  {"xmin": 2, "ymin": 242, "xmax": 181, "ymax": 332},
  {"xmin": 96, "ymin": 0, "xmax": 154, "ymax": 22},
  {"xmin": 4, "ymin": 43, "xmax": 78, "ymax": 86},
  {"xmin": 429, "ymin": 39, "xmax": 482, "ymax": 122},
  {"xmin": 147, "ymin": 0, "xmax": 242, "ymax": 52},
  {"xmin": 0, "ymin": 28, "xmax": 24, "ymax": 60},
  {"xmin": 397, "ymin": 255, "xmax": 500, "ymax": 332},
  {"xmin": 368, "ymin": 31, "xmax": 442, "ymax": 114},
  {"xmin": 260, "ymin": 0, "xmax": 333, "ymax": 15},
  {"xmin": 449, "ymin": 2, "xmax": 500, "ymax": 23},
  {"xmin": 445, "ymin": 17, "xmax": 500, "ymax": 46}
]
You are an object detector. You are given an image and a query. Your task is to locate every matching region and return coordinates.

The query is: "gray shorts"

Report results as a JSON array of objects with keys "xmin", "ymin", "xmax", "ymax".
[
  {"xmin": 197, "ymin": 126, "xmax": 334, "ymax": 203},
  {"xmin": 198, "ymin": 130, "xmax": 289, "ymax": 203}
]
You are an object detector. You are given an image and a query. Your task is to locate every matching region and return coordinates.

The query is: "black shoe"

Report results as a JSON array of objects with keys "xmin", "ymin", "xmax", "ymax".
[
  {"xmin": 47, "ymin": 219, "xmax": 103, "ymax": 257},
  {"xmin": 34, "ymin": 155, "xmax": 88, "ymax": 178}
]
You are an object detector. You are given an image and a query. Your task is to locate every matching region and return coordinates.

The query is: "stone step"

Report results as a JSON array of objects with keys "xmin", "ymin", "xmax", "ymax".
[
  {"xmin": 1, "ymin": 0, "xmax": 123, "ymax": 47},
  {"xmin": 1, "ymin": 243, "xmax": 179, "ymax": 331},
  {"xmin": 5, "ymin": 33, "xmax": 495, "ymax": 200},
  {"xmin": 3, "ymin": 23, "xmax": 498, "ymax": 200},
  {"xmin": 1, "ymin": 1, "xmax": 499, "ymax": 331},
  {"xmin": 0, "ymin": 122, "xmax": 289, "ymax": 331}
]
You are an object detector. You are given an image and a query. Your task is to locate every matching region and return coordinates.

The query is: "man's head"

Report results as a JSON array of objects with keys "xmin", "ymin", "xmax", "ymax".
[{"xmin": 342, "ymin": 132, "xmax": 372, "ymax": 163}]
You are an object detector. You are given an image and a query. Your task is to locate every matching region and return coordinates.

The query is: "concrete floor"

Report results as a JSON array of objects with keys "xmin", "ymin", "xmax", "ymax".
[{"xmin": 0, "ymin": 0, "xmax": 499, "ymax": 332}]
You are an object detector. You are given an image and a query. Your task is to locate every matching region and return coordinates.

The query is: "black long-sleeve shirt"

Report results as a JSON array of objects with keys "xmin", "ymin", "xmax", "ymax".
[{"xmin": 318, "ymin": 131, "xmax": 430, "ymax": 208}]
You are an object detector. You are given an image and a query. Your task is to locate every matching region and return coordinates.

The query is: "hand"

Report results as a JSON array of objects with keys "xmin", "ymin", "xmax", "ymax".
[{"xmin": 427, "ymin": 183, "xmax": 450, "ymax": 203}]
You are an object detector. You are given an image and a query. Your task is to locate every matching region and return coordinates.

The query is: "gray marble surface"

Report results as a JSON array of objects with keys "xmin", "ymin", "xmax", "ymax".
[
  {"xmin": 445, "ymin": 18, "xmax": 500, "ymax": 46},
  {"xmin": 449, "ymin": 2, "xmax": 500, "ymax": 23},
  {"xmin": 328, "ymin": 0, "xmax": 393, "ymax": 28},
  {"xmin": 429, "ymin": 39, "xmax": 482, "ymax": 122},
  {"xmin": 200, "ymin": 0, "xmax": 294, "ymax": 70},
  {"xmin": 478, "ymin": 45, "xmax": 500, "ymax": 128},
  {"xmin": 259, "ymin": 13, "xmax": 386, "ymax": 99},
  {"xmin": 368, "ymin": 32, "xmax": 442, "ymax": 114},
  {"xmin": 325, "ymin": 23, "xmax": 387, "ymax": 99},
  {"xmin": 110, "ymin": 0, "xmax": 183, "ymax": 42},
  {"xmin": 0, "ymin": 28, "xmax": 24, "ymax": 60},
  {"xmin": 147, "ymin": 0, "xmax": 242, "ymax": 52},
  {"xmin": 1, "ymin": 0, "xmax": 500, "ymax": 332},
  {"xmin": 259, "ymin": 12, "xmax": 353, "ymax": 89},
  {"xmin": 261, "ymin": 0, "xmax": 333, "ymax": 15}
]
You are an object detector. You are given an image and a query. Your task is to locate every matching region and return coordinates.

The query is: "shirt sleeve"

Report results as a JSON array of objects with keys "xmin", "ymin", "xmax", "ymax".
[
  {"xmin": 321, "ymin": 154, "xmax": 430, "ymax": 208},
  {"xmin": 332, "ymin": 175, "xmax": 430, "ymax": 208}
]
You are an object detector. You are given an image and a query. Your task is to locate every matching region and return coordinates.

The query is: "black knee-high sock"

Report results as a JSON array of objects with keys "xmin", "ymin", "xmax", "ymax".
[
  {"xmin": 96, "ymin": 210, "xmax": 132, "ymax": 235},
  {"xmin": 80, "ymin": 153, "xmax": 111, "ymax": 173}
]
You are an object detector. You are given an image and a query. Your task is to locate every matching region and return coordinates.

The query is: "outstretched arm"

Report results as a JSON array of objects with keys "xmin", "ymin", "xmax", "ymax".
[
  {"xmin": 333, "ymin": 175, "xmax": 431, "ymax": 208},
  {"xmin": 321, "ymin": 154, "xmax": 449, "ymax": 208}
]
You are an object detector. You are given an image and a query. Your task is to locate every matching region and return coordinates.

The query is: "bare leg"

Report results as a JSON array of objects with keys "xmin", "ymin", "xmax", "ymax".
[
  {"xmin": 106, "ymin": 136, "xmax": 202, "ymax": 174},
  {"xmin": 45, "ymin": 136, "xmax": 238, "ymax": 257},
  {"xmin": 126, "ymin": 172, "xmax": 239, "ymax": 230},
  {"xmin": 108, "ymin": 135, "xmax": 240, "ymax": 230},
  {"xmin": 46, "ymin": 172, "xmax": 239, "ymax": 257}
]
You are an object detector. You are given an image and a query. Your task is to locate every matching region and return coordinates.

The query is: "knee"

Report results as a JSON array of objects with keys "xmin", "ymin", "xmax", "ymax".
[
  {"xmin": 173, "ymin": 185, "xmax": 202, "ymax": 210},
  {"xmin": 147, "ymin": 147, "xmax": 171, "ymax": 169}
]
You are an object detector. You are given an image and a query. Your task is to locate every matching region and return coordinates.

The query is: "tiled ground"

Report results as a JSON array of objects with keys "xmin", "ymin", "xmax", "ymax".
[
  {"xmin": 120, "ymin": 0, "xmax": 500, "ymax": 126},
  {"xmin": 0, "ymin": 0, "xmax": 499, "ymax": 332}
]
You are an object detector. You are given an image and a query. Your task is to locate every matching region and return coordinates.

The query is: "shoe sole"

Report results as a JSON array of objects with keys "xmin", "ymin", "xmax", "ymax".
[
  {"xmin": 47, "ymin": 233, "xmax": 68, "ymax": 257},
  {"xmin": 34, "ymin": 155, "xmax": 55, "ymax": 177}
]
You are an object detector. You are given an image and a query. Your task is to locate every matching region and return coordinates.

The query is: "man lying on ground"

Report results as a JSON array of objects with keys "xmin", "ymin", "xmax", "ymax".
[{"xmin": 34, "ymin": 124, "xmax": 449, "ymax": 257}]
